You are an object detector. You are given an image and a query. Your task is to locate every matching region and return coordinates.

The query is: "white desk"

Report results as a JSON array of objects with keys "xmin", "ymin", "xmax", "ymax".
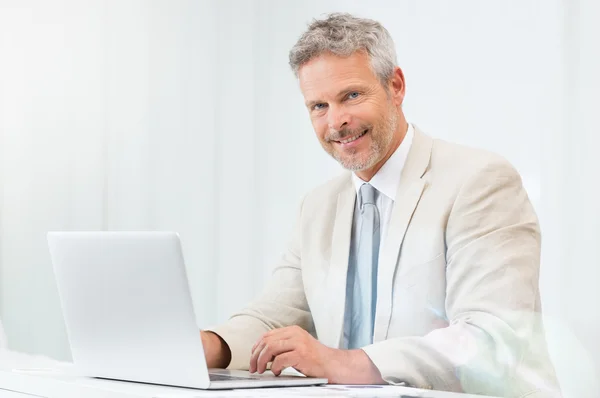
[{"xmin": 0, "ymin": 350, "xmax": 496, "ymax": 398}]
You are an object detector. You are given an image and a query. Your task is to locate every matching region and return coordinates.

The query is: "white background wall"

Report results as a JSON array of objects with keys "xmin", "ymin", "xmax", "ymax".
[{"xmin": 0, "ymin": 0, "xmax": 598, "ymax": 396}]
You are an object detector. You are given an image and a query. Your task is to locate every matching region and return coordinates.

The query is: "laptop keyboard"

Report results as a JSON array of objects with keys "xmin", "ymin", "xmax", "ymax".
[{"xmin": 209, "ymin": 373, "xmax": 260, "ymax": 382}]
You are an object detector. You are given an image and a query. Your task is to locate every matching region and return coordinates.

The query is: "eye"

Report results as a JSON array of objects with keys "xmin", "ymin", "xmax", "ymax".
[
  {"xmin": 312, "ymin": 103, "xmax": 327, "ymax": 111},
  {"xmin": 347, "ymin": 91, "xmax": 360, "ymax": 100}
]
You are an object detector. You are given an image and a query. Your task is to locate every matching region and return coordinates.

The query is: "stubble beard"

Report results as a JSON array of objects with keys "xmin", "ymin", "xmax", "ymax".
[{"xmin": 326, "ymin": 109, "xmax": 398, "ymax": 172}]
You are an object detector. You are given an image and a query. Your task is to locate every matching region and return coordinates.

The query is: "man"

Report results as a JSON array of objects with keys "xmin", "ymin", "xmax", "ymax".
[{"xmin": 201, "ymin": 13, "xmax": 559, "ymax": 397}]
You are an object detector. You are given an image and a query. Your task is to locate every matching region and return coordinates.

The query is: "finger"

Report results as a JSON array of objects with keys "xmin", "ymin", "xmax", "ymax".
[
  {"xmin": 251, "ymin": 339, "xmax": 260, "ymax": 355},
  {"xmin": 250, "ymin": 327, "xmax": 304, "ymax": 373},
  {"xmin": 250, "ymin": 338, "xmax": 283, "ymax": 373},
  {"xmin": 249, "ymin": 340, "xmax": 267, "ymax": 373},
  {"xmin": 250, "ymin": 337, "xmax": 283, "ymax": 373},
  {"xmin": 251, "ymin": 338, "xmax": 263, "ymax": 359},
  {"xmin": 270, "ymin": 352, "xmax": 299, "ymax": 376},
  {"xmin": 251, "ymin": 332, "xmax": 297, "ymax": 360},
  {"xmin": 252, "ymin": 327, "xmax": 296, "ymax": 355},
  {"xmin": 251, "ymin": 332, "xmax": 270, "ymax": 354},
  {"xmin": 256, "ymin": 339, "xmax": 297, "ymax": 374}
]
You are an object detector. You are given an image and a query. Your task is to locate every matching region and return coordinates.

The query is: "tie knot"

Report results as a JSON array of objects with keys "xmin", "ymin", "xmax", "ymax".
[{"xmin": 359, "ymin": 184, "xmax": 377, "ymax": 207}]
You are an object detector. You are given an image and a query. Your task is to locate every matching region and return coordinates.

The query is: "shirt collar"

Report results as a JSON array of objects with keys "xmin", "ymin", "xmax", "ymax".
[{"xmin": 352, "ymin": 123, "xmax": 414, "ymax": 202}]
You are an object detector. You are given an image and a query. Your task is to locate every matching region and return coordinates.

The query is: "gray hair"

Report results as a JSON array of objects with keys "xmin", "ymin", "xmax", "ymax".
[{"xmin": 289, "ymin": 13, "xmax": 398, "ymax": 86}]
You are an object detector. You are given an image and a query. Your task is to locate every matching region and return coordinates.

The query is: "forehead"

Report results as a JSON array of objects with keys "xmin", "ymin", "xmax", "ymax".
[{"xmin": 298, "ymin": 51, "xmax": 379, "ymax": 100}]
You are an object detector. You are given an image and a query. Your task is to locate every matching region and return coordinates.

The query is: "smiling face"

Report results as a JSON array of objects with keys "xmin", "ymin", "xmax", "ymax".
[{"xmin": 298, "ymin": 51, "xmax": 407, "ymax": 180}]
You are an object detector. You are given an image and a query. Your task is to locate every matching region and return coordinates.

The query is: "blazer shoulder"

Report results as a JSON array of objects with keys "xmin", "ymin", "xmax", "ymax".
[{"xmin": 430, "ymin": 137, "xmax": 518, "ymax": 178}]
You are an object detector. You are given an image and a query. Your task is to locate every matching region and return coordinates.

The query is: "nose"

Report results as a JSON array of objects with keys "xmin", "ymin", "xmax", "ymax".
[{"xmin": 327, "ymin": 105, "xmax": 351, "ymax": 132}]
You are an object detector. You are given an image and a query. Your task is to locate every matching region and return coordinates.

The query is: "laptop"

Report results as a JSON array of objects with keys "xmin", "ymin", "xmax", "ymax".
[{"xmin": 47, "ymin": 231, "xmax": 327, "ymax": 390}]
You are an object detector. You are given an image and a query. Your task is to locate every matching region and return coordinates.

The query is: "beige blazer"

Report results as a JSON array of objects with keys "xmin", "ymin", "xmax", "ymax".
[{"xmin": 210, "ymin": 127, "xmax": 560, "ymax": 397}]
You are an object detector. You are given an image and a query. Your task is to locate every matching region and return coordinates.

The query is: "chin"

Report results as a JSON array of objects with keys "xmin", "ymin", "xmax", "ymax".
[{"xmin": 339, "ymin": 156, "xmax": 373, "ymax": 172}]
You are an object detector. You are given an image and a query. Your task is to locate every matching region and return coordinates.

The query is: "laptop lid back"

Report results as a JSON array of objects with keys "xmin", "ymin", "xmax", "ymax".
[{"xmin": 48, "ymin": 231, "xmax": 210, "ymax": 389}]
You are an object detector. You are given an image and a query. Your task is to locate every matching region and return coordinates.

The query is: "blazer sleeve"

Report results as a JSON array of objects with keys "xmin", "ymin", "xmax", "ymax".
[
  {"xmin": 362, "ymin": 157, "xmax": 556, "ymax": 396},
  {"xmin": 206, "ymin": 197, "xmax": 314, "ymax": 370}
]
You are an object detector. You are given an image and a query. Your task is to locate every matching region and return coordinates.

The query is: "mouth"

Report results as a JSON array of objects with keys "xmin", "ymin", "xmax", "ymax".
[{"xmin": 336, "ymin": 129, "xmax": 369, "ymax": 146}]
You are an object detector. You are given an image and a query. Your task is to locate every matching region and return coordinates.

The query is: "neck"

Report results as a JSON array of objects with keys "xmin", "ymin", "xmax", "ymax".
[{"xmin": 355, "ymin": 118, "xmax": 409, "ymax": 182}]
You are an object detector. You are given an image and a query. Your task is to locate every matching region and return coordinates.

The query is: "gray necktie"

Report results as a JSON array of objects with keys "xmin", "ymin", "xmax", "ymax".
[{"xmin": 347, "ymin": 183, "xmax": 380, "ymax": 349}]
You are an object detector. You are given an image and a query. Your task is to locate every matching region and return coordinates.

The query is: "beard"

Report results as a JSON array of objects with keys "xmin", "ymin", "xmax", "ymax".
[{"xmin": 322, "ymin": 107, "xmax": 398, "ymax": 171}]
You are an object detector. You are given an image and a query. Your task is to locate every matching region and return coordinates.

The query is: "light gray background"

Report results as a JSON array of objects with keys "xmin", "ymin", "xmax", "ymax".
[{"xmin": 1, "ymin": 1, "xmax": 599, "ymax": 396}]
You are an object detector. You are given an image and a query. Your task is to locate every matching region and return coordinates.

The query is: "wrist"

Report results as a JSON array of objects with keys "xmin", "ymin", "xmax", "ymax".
[{"xmin": 329, "ymin": 348, "xmax": 384, "ymax": 384}]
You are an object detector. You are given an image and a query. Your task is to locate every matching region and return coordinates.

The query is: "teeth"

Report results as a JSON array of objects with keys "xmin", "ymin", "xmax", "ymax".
[{"xmin": 340, "ymin": 130, "xmax": 367, "ymax": 144}]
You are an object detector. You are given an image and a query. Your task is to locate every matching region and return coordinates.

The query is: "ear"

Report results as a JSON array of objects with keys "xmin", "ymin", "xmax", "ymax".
[{"xmin": 388, "ymin": 66, "xmax": 406, "ymax": 107}]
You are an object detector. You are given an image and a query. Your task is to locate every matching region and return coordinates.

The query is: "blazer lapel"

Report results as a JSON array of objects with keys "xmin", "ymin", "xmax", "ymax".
[
  {"xmin": 323, "ymin": 179, "xmax": 355, "ymax": 349},
  {"xmin": 373, "ymin": 126, "xmax": 433, "ymax": 342}
]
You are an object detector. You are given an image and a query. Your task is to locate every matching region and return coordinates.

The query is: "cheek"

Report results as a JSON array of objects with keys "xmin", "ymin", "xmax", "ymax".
[
  {"xmin": 349, "ymin": 104, "xmax": 378, "ymax": 126},
  {"xmin": 312, "ymin": 118, "xmax": 328, "ymax": 142}
]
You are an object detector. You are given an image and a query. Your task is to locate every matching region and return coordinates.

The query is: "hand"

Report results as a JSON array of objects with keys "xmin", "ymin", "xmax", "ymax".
[
  {"xmin": 249, "ymin": 325, "xmax": 385, "ymax": 384},
  {"xmin": 249, "ymin": 325, "xmax": 330, "ymax": 377},
  {"xmin": 200, "ymin": 330, "xmax": 231, "ymax": 369}
]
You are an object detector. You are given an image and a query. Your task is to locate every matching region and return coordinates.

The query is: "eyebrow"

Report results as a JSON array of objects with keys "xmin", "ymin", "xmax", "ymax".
[{"xmin": 304, "ymin": 85, "xmax": 368, "ymax": 109}]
